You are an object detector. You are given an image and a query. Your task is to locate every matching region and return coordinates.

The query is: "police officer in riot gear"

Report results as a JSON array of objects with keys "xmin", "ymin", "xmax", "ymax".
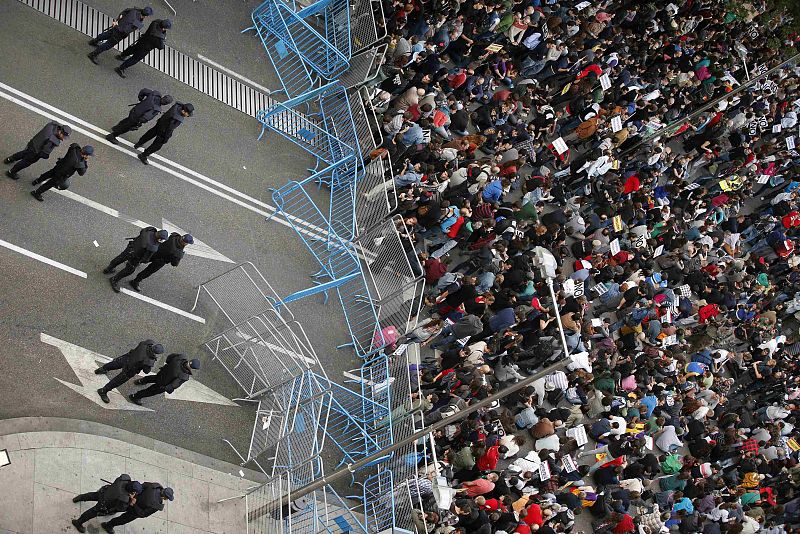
[
  {"xmin": 106, "ymin": 89, "xmax": 173, "ymax": 144},
  {"xmin": 128, "ymin": 233, "xmax": 192, "ymax": 292},
  {"xmin": 115, "ymin": 19, "xmax": 171, "ymax": 78},
  {"xmin": 71, "ymin": 474, "xmax": 142, "ymax": 533},
  {"xmin": 87, "ymin": 6, "xmax": 153, "ymax": 64},
  {"xmin": 134, "ymin": 102, "xmax": 194, "ymax": 164},
  {"xmin": 100, "ymin": 483, "xmax": 173, "ymax": 533},
  {"xmin": 4, "ymin": 122, "xmax": 71, "ymax": 179},
  {"xmin": 30, "ymin": 144, "xmax": 93, "ymax": 201},
  {"xmin": 95, "ymin": 340, "xmax": 164, "ymax": 403},
  {"xmin": 104, "ymin": 227, "xmax": 168, "ymax": 292},
  {"xmin": 129, "ymin": 354, "xmax": 199, "ymax": 405}
]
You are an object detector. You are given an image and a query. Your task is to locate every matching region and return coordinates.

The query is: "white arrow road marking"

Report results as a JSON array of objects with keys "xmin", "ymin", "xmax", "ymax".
[
  {"xmin": 53, "ymin": 190, "xmax": 234, "ymax": 264},
  {"xmin": 43, "ymin": 333, "xmax": 238, "ymax": 408},
  {"xmin": 161, "ymin": 218, "xmax": 234, "ymax": 263}
]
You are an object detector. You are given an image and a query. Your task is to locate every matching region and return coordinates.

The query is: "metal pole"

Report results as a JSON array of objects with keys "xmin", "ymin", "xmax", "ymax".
[
  {"xmin": 547, "ymin": 278, "xmax": 571, "ymax": 359},
  {"xmin": 249, "ymin": 359, "xmax": 568, "ymax": 520},
  {"xmin": 620, "ymin": 51, "xmax": 800, "ymax": 157}
]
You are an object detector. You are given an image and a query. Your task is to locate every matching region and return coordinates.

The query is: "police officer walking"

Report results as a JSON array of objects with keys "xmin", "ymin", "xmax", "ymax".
[
  {"xmin": 30, "ymin": 144, "xmax": 93, "ymax": 201},
  {"xmin": 128, "ymin": 353, "xmax": 200, "ymax": 405},
  {"xmin": 128, "ymin": 233, "xmax": 192, "ymax": 292},
  {"xmin": 114, "ymin": 18, "xmax": 171, "ymax": 78},
  {"xmin": 133, "ymin": 101, "xmax": 193, "ymax": 164},
  {"xmin": 71, "ymin": 474, "xmax": 142, "ymax": 533},
  {"xmin": 4, "ymin": 122, "xmax": 71, "ymax": 180},
  {"xmin": 100, "ymin": 483, "xmax": 173, "ymax": 533},
  {"xmin": 87, "ymin": 6, "xmax": 153, "ymax": 64},
  {"xmin": 95, "ymin": 340, "xmax": 164, "ymax": 403},
  {"xmin": 106, "ymin": 88, "xmax": 173, "ymax": 144},
  {"xmin": 104, "ymin": 226, "xmax": 168, "ymax": 292}
]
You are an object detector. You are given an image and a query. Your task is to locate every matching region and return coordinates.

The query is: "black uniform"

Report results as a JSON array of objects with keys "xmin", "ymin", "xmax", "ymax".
[
  {"xmin": 118, "ymin": 20, "xmax": 169, "ymax": 72},
  {"xmin": 103, "ymin": 482, "xmax": 167, "ymax": 529},
  {"xmin": 72, "ymin": 474, "xmax": 139, "ymax": 529},
  {"xmin": 97, "ymin": 340, "xmax": 160, "ymax": 396},
  {"xmin": 31, "ymin": 143, "xmax": 88, "ymax": 199},
  {"xmin": 132, "ymin": 232, "xmax": 185, "ymax": 286},
  {"xmin": 108, "ymin": 89, "xmax": 170, "ymax": 140},
  {"xmin": 105, "ymin": 227, "xmax": 162, "ymax": 287},
  {"xmin": 135, "ymin": 102, "xmax": 191, "ymax": 159},
  {"xmin": 130, "ymin": 353, "xmax": 192, "ymax": 401},
  {"xmin": 89, "ymin": 8, "xmax": 148, "ymax": 59},
  {"xmin": 5, "ymin": 121, "xmax": 64, "ymax": 176}
]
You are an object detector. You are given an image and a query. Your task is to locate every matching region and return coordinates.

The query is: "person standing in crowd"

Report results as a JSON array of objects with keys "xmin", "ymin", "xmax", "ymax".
[
  {"xmin": 4, "ymin": 122, "xmax": 71, "ymax": 180},
  {"xmin": 105, "ymin": 88, "xmax": 173, "ymax": 144},
  {"xmin": 71, "ymin": 474, "xmax": 142, "ymax": 533},
  {"xmin": 103, "ymin": 227, "xmax": 168, "ymax": 292},
  {"xmin": 114, "ymin": 18, "xmax": 171, "ymax": 78},
  {"xmin": 128, "ymin": 353, "xmax": 199, "ymax": 405},
  {"xmin": 99, "ymin": 483, "xmax": 173, "ymax": 533},
  {"xmin": 30, "ymin": 143, "xmax": 93, "ymax": 201},
  {"xmin": 133, "ymin": 101, "xmax": 193, "ymax": 164},
  {"xmin": 87, "ymin": 6, "xmax": 153, "ymax": 64},
  {"xmin": 128, "ymin": 233, "xmax": 193, "ymax": 292},
  {"xmin": 95, "ymin": 340, "xmax": 164, "ymax": 403}
]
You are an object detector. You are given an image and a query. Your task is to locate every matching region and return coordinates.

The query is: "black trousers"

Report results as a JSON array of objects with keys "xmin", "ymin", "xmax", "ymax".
[
  {"xmin": 136, "ymin": 126, "xmax": 169, "ymax": 157},
  {"xmin": 74, "ymin": 491, "xmax": 105, "ymax": 525},
  {"xmin": 133, "ymin": 260, "xmax": 167, "ymax": 283},
  {"xmin": 105, "ymin": 510, "xmax": 140, "ymax": 527},
  {"xmin": 111, "ymin": 115, "xmax": 144, "ymax": 137},
  {"xmin": 108, "ymin": 244, "xmax": 141, "ymax": 282},
  {"xmin": 98, "ymin": 356, "xmax": 136, "ymax": 393},
  {"xmin": 131, "ymin": 376, "xmax": 166, "ymax": 400},
  {"xmin": 7, "ymin": 148, "xmax": 44, "ymax": 174},
  {"xmin": 32, "ymin": 175, "xmax": 62, "ymax": 197},
  {"xmin": 119, "ymin": 43, "xmax": 154, "ymax": 70},
  {"xmin": 93, "ymin": 27, "xmax": 126, "ymax": 55}
]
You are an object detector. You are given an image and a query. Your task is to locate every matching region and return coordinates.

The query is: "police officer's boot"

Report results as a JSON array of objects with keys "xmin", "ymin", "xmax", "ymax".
[
  {"xmin": 3, "ymin": 156, "xmax": 13, "ymax": 164},
  {"xmin": 105, "ymin": 133, "xmax": 119, "ymax": 145},
  {"xmin": 137, "ymin": 153, "xmax": 149, "ymax": 165},
  {"xmin": 72, "ymin": 519, "xmax": 86, "ymax": 533},
  {"xmin": 114, "ymin": 67, "xmax": 127, "ymax": 78},
  {"xmin": 87, "ymin": 51, "xmax": 100, "ymax": 65},
  {"xmin": 102, "ymin": 265, "xmax": 116, "ymax": 274},
  {"xmin": 128, "ymin": 394, "xmax": 143, "ymax": 406},
  {"xmin": 109, "ymin": 277, "xmax": 121, "ymax": 293},
  {"xmin": 101, "ymin": 522, "xmax": 115, "ymax": 534},
  {"xmin": 88, "ymin": 38, "xmax": 99, "ymax": 46},
  {"xmin": 129, "ymin": 279, "xmax": 142, "ymax": 292},
  {"xmin": 97, "ymin": 389, "xmax": 111, "ymax": 404},
  {"xmin": 5, "ymin": 170, "xmax": 19, "ymax": 180}
]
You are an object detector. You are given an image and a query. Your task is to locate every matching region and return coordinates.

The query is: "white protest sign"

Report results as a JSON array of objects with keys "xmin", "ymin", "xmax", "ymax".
[
  {"xmin": 539, "ymin": 461, "xmax": 551, "ymax": 481},
  {"xmin": 611, "ymin": 115, "xmax": 623, "ymax": 132},
  {"xmin": 757, "ymin": 175, "xmax": 770, "ymax": 184},
  {"xmin": 600, "ymin": 73, "xmax": 612, "ymax": 91},
  {"xmin": 562, "ymin": 455, "xmax": 577, "ymax": 473},
  {"xmin": 654, "ymin": 245, "xmax": 664, "ymax": 257},
  {"xmin": 592, "ymin": 283, "xmax": 609, "ymax": 296},
  {"xmin": 685, "ymin": 182, "xmax": 702, "ymax": 190},
  {"xmin": 610, "ymin": 238, "xmax": 621, "ymax": 256},
  {"xmin": 676, "ymin": 284, "xmax": 691, "ymax": 298},
  {"xmin": 552, "ymin": 137, "xmax": 568, "ymax": 155},
  {"xmin": 773, "ymin": 124, "xmax": 782, "ymax": 134},
  {"xmin": 563, "ymin": 278, "xmax": 576, "ymax": 297},
  {"xmin": 663, "ymin": 334, "xmax": 678, "ymax": 347},
  {"xmin": 574, "ymin": 280, "xmax": 585, "ymax": 298},
  {"xmin": 567, "ymin": 425, "xmax": 589, "ymax": 447},
  {"xmin": 788, "ymin": 136, "xmax": 796, "ymax": 150},
  {"xmin": 634, "ymin": 234, "xmax": 647, "ymax": 248}
]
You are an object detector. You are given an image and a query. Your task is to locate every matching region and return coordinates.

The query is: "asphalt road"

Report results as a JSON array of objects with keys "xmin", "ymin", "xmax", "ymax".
[{"xmin": 0, "ymin": 0, "xmax": 362, "ymax": 464}]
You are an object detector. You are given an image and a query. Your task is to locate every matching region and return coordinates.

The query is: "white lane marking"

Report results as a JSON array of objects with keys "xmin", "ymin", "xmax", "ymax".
[
  {"xmin": 0, "ymin": 238, "xmax": 87, "ymax": 278},
  {"xmin": 196, "ymin": 54, "xmax": 273, "ymax": 95},
  {"xmin": 0, "ymin": 82, "xmax": 329, "ymax": 240},
  {"xmin": 43, "ymin": 333, "xmax": 237, "ymax": 408},
  {"xmin": 232, "ymin": 330, "xmax": 318, "ymax": 366},
  {"xmin": 93, "ymin": 240, "xmax": 99, "ymax": 247},
  {"xmin": 119, "ymin": 288, "xmax": 206, "ymax": 323},
  {"xmin": 53, "ymin": 189, "xmax": 235, "ymax": 264}
]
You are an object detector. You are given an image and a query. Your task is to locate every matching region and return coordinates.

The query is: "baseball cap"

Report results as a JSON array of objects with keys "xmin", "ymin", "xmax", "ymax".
[
  {"xmin": 182, "ymin": 103, "xmax": 195, "ymax": 115},
  {"xmin": 156, "ymin": 230, "xmax": 169, "ymax": 240},
  {"xmin": 82, "ymin": 145, "xmax": 94, "ymax": 156},
  {"xmin": 189, "ymin": 358, "xmax": 201, "ymax": 370},
  {"xmin": 126, "ymin": 481, "xmax": 143, "ymax": 494},
  {"xmin": 161, "ymin": 19, "xmax": 172, "ymax": 29},
  {"xmin": 151, "ymin": 343, "xmax": 165, "ymax": 354},
  {"xmin": 142, "ymin": 6, "xmax": 153, "ymax": 16},
  {"xmin": 181, "ymin": 234, "xmax": 194, "ymax": 244},
  {"xmin": 162, "ymin": 487, "xmax": 174, "ymax": 501},
  {"xmin": 60, "ymin": 125, "xmax": 72, "ymax": 136}
]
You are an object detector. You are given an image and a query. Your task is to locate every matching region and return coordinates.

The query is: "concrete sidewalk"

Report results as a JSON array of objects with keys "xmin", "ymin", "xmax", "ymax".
[{"xmin": 0, "ymin": 417, "xmax": 267, "ymax": 534}]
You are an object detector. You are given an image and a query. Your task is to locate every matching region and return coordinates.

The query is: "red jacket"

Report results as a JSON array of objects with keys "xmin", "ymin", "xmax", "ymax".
[{"xmin": 476, "ymin": 445, "xmax": 500, "ymax": 471}]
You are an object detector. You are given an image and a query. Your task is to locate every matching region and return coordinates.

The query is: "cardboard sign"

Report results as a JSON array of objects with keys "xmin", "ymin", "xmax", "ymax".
[
  {"xmin": 592, "ymin": 283, "xmax": 609, "ymax": 296},
  {"xmin": 773, "ymin": 124, "xmax": 782, "ymax": 134},
  {"xmin": 552, "ymin": 137, "xmax": 569, "ymax": 155},
  {"xmin": 574, "ymin": 280, "xmax": 585, "ymax": 298},
  {"xmin": 663, "ymin": 334, "xmax": 678, "ymax": 347},
  {"xmin": 666, "ymin": 395, "xmax": 675, "ymax": 407},
  {"xmin": 685, "ymin": 182, "xmax": 702, "ymax": 190},
  {"xmin": 610, "ymin": 238, "xmax": 621, "ymax": 256},
  {"xmin": 599, "ymin": 73, "xmax": 612, "ymax": 91},
  {"xmin": 654, "ymin": 245, "xmax": 664, "ymax": 258},
  {"xmin": 566, "ymin": 425, "xmax": 588, "ymax": 447},
  {"xmin": 591, "ymin": 318, "xmax": 603, "ymax": 327},
  {"xmin": 539, "ymin": 461, "xmax": 551, "ymax": 481},
  {"xmin": 611, "ymin": 115, "xmax": 623, "ymax": 133},
  {"xmin": 757, "ymin": 174, "xmax": 770, "ymax": 184},
  {"xmin": 575, "ymin": 0, "xmax": 590, "ymax": 10},
  {"xmin": 563, "ymin": 278, "xmax": 576, "ymax": 297},
  {"xmin": 485, "ymin": 43, "xmax": 503, "ymax": 53},
  {"xmin": 787, "ymin": 136, "xmax": 796, "ymax": 150},
  {"xmin": 562, "ymin": 455, "xmax": 577, "ymax": 473},
  {"xmin": 612, "ymin": 215, "xmax": 623, "ymax": 232},
  {"xmin": 634, "ymin": 234, "xmax": 647, "ymax": 248},
  {"xmin": 421, "ymin": 128, "xmax": 432, "ymax": 143}
]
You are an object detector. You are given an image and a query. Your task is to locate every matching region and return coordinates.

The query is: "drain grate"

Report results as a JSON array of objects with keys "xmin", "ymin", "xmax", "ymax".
[{"xmin": 17, "ymin": 0, "xmax": 274, "ymax": 118}]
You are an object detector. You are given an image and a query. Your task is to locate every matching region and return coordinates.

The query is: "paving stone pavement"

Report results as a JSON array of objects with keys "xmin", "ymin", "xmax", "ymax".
[{"xmin": 0, "ymin": 418, "xmax": 267, "ymax": 534}]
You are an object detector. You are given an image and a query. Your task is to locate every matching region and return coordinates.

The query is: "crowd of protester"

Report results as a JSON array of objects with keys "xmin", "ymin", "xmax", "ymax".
[{"xmin": 362, "ymin": 0, "xmax": 800, "ymax": 532}]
